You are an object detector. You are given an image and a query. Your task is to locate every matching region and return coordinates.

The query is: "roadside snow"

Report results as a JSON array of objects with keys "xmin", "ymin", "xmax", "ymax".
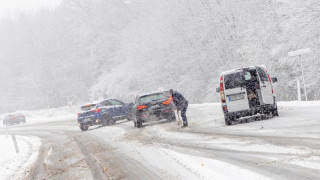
[
  {"xmin": 21, "ymin": 106, "xmax": 77, "ymax": 124},
  {"xmin": 277, "ymin": 101, "xmax": 320, "ymax": 108},
  {"xmin": 0, "ymin": 106, "xmax": 77, "ymax": 127},
  {"xmin": 0, "ymin": 135, "xmax": 40, "ymax": 180}
]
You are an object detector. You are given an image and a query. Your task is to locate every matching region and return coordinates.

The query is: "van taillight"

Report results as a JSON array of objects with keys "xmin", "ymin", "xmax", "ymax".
[
  {"xmin": 220, "ymin": 81, "xmax": 226, "ymax": 103},
  {"xmin": 222, "ymin": 105, "xmax": 228, "ymax": 112},
  {"xmin": 267, "ymin": 74, "xmax": 274, "ymax": 94}
]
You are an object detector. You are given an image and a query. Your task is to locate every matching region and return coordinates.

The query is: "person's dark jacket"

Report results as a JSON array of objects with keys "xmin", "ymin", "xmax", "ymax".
[{"xmin": 171, "ymin": 91, "xmax": 188, "ymax": 111}]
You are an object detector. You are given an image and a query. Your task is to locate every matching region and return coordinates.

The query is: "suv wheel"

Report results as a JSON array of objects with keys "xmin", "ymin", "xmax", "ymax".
[
  {"xmin": 272, "ymin": 108, "xmax": 279, "ymax": 117},
  {"xmin": 137, "ymin": 120, "xmax": 143, "ymax": 128},
  {"xmin": 166, "ymin": 113, "xmax": 176, "ymax": 122},
  {"xmin": 80, "ymin": 124, "xmax": 89, "ymax": 131}
]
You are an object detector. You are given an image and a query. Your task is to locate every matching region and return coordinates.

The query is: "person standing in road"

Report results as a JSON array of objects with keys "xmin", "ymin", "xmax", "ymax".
[{"xmin": 169, "ymin": 89, "xmax": 188, "ymax": 127}]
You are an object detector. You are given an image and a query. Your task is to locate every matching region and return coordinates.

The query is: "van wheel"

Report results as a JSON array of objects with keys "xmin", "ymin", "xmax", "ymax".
[
  {"xmin": 225, "ymin": 116, "xmax": 232, "ymax": 126},
  {"xmin": 225, "ymin": 120, "xmax": 232, "ymax": 126},
  {"xmin": 273, "ymin": 108, "xmax": 279, "ymax": 117}
]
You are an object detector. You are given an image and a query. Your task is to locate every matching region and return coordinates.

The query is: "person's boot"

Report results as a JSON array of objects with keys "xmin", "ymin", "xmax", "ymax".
[{"xmin": 182, "ymin": 122, "xmax": 188, "ymax": 128}]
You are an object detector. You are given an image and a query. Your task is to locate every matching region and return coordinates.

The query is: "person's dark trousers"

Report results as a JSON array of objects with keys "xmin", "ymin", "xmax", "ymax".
[{"xmin": 180, "ymin": 102, "xmax": 188, "ymax": 126}]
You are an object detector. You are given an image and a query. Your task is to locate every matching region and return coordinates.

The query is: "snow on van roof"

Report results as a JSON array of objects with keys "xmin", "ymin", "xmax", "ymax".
[{"xmin": 221, "ymin": 65, "xmax": 266, "ymax": 75}]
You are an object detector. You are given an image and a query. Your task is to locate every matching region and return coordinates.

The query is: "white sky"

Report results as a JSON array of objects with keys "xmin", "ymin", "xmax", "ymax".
[{"xmin": 0, "ymin": 0, "xmax": 62, "ymax": 19}]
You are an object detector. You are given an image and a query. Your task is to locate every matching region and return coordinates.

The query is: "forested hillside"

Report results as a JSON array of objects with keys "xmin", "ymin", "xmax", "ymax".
[{"xmin": 0, "ymin": 0, "xmax": 319, "ymax": 111}]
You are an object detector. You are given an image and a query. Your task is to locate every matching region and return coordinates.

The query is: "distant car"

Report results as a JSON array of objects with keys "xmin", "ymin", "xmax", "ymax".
[
  {"xmin": 133, "ymin": 91, "xmax": 176, "ymax": 128},
  {"xmin": 3, "ymin": 113, "xmax": 26, "ymax": 126},
  {"xmin": 77, "ymin": 99, "xmax": 133, "ymax": 131},
  {"xmin": 216, "ymin": 65, "xmax": 278, "ymax": 125}
]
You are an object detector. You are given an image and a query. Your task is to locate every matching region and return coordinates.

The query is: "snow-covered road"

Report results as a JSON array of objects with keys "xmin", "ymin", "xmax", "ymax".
[{"xmin": 1, "ymin": 102, "xmax": 319, "ymax": 180}]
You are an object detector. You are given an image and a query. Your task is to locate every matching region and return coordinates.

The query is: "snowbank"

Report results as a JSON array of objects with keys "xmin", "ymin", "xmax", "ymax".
[
  {"xmin": 278, "ymin": 101, "xmax": 320, "ymax": 108},
  {"xmin": 0, "ymin": 106, "xmax": 78, "ymax": 127},
  {"xmin": 0, "ymin": 135, "xmax": 40, "ymax": 179},
  {"xmin": 21, "ymin": 106, "xmax": 77, "ymax": 123}
]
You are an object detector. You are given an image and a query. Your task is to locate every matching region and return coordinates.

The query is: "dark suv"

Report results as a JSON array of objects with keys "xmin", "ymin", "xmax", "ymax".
[
  {"xmin": 133, "ymin": 92, "xmax": 176, "ymax": 128},
  {"xmin": 77, "ymin": 99, "xmax": 133, "ymax": 131},
  {"xmin": 3, "ymin": 113, "xmax": 26, "ymax": 126}
]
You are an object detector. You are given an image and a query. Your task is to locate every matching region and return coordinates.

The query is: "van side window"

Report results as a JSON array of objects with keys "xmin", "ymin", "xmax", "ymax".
[{"xmin": 257, "ymin": 67, "xmax": 268, "ymax": 82}]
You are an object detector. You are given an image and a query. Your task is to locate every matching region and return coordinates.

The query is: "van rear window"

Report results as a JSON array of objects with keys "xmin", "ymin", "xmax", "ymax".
[{"xmin": 224, "ymin": 73, "xmax": 244, "ymax": 89}]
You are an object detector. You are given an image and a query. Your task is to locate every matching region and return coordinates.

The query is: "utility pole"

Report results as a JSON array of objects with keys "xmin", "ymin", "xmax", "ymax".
[
  {"xmin": 297, "ymin": 80, "xmax": 301, "ymax": 101},
  {"xmin": 288, "ymin": 48, "xmax": 312, "ymax": 101},
  {"xmin": 298, "ymin": 55, "xmax": 307, "ymax": 101}
]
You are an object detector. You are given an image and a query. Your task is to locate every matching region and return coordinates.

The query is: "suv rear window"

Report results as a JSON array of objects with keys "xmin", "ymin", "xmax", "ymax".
[
  {"xmin": 224, "ymin": 72, "xmax": 244, "ymax": 89},
  {"xmin": 139, "ymin": 93, "xmax": 166, "ymax": 104}
]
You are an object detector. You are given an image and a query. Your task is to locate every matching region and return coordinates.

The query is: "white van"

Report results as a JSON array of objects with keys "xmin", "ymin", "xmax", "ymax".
[{"xmin": 216, "ymin": 65, "xmax": 278, "ymax": 125}]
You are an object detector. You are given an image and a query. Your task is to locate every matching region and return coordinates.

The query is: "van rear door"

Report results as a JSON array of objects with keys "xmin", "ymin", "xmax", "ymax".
[
  {"xmin": 257, "ymin": 66, "xmax": 274, "ymax": 105},
  {"xmin": 224, "ymin": 72, "xmax": 250, "ymax": 112}
]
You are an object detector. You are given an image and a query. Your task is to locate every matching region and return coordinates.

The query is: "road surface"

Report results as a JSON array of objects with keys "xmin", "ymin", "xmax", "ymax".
[{"xmin": 1, "ymin": 102, "xmax": 320, "ymax": 180}]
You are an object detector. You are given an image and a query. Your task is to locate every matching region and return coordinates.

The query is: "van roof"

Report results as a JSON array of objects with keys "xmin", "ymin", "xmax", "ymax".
[{"xmin": 221, "ymin": 65, "xmax": 266, "ymax": 76}]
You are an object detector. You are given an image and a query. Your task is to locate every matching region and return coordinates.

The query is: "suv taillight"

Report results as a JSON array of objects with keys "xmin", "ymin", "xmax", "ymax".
[
  {"xmin": 137, "ymin": 105, "xmax": 147, "ymax": 110},
  {"xmin": 95, "ymin": 108, "xmax": 101, "ymax": 113},
  {"xmin": 162, "ymin": 96, "xmax": 173, "ymax": 105}
]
